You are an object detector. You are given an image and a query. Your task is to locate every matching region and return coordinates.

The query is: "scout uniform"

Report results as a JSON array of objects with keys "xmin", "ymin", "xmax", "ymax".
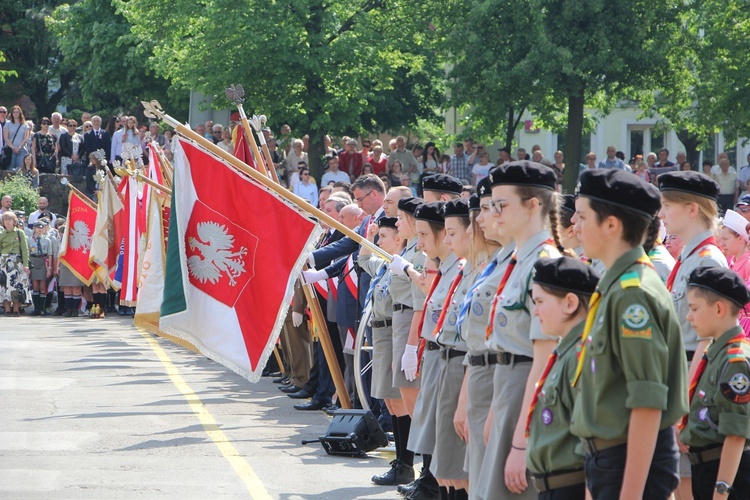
[
  {"xmin": 476, "ymin": 162, "xmax": 561, "ymax": 500},
  {"xmin": 648, "ymin": 242, "xmax": 676, "ymax": 283},
  {"xmin": 431, "ymin": 198, "xmax": 475, "ymax": 483},
  {"xmin": 570, "ymin": 169, "xmax": 688, "ymax": 498},
  {"xmin": 407, "ymin": 203, "xmax": 461, "ymax": 459},
  {"xmin": 525, "ymin": 257, "xmax": 600, "ymax": 499},
  {"xmin": 680, "ymin": 267, "xmax": 750, "ymax": 499},
  {"xmin": 390, "ymin": 197, "xmax": 425, "ymax": 390},
  {"xmin": 459, "ymin": 186, "xmax": 516, "ymax": 488},
  {"xmin": 423, "ymin": 173, "xmax": 464, "ymax": 200},
  {"xmin": 358, "ymin": 217, "xmax": 402, "ymax": 401}
]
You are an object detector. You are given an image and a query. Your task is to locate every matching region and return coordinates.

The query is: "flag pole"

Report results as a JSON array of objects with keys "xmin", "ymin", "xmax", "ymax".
[
  {"xmin": 60, "ymin": 178, "xmax": 97, "ymax": 209},
  {"xmin": 225, "ymin": 85, "xmax": 273, "ymax": 180},
  {"xmin": 247, "ymin": 114, "xmax": 281, "ymax": 185},
  {"xmin": 141, "ymin": 100, "xmax": 393, "ymax": 263}
]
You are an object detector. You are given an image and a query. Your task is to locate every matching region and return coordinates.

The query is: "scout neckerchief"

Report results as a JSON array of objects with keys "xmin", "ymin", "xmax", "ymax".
[
  {"xmin": 678, "ymin": 331, "xmax": 750, "ymax": 430},
  {"xmin": 484, "ymin": 254, "xmax": 517, "ymax": 340},
  {"xmin": 455, "ymin": 256, "xmax": 498, "ymax": 333},
  {"xmin": 572, "ymin": 254, "xmax": 653, "ymax": 387},
  {"xmin": 525, "ymin": 349, "xmax": 558, "ymax": 438},
  {"xmin": 363, "ymin": 264, "xmax": 388, "ymax": 310},
  {"xmin": 666, "ymin": 236, "xmax": 718, "ymax": 291},
  {"xmin": 432, "ymin": 260, "xmax": 466, "ymax": 337},
  {"xmin": 415, "ymin": 270, "xmax": 443, "ymax": 375}
]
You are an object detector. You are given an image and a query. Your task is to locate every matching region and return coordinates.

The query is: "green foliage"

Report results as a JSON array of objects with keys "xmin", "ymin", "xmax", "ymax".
[
  {"xmin": 117, "ymin": 0, "xmax": 446, "ymax": 176},
  {"xmin": 0, "ymin": 174, "xmax": 40, "ymax": 216}
]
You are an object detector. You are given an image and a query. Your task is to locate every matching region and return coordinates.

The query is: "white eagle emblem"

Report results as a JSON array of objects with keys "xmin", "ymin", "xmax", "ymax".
[
  {"xmin": 187, "ymin": 222, "xmax": 248, "ymax": 286},
  {"xmin": 69, "ymin": 220, "xmax": 92, "ymax": 253}
]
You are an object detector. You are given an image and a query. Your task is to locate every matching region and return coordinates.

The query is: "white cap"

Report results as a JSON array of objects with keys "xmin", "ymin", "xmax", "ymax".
[{"xmin": 722, "ymin": 209, "xmax": 749, "ymax": 242}]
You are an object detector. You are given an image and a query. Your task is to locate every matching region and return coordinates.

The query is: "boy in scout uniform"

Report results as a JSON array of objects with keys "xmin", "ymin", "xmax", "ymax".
[
  {"xmin": 570, "ymin": 169, "xmax": 688, "ymax": 498},
  {"xmin": 681, "ymin": 266, "xmax": 750, "ymax": 499},
  {"xmin": 526, "ymin": 257, "xmax": 600, "ymax": 499}
]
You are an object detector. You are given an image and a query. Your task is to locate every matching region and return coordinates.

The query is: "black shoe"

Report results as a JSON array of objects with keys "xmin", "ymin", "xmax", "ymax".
[
  {"xmin": 287, "ymin": 389, "xmax": 313, "ymax": 399},
  {"xmin": 53, "ymin": 308, "xmax": 65, "ymax": 316},
  {"xmin": 323, "ymin": 404, "xmax": 341, "ymax": 416},
  {"xmin": 118, "ymin": 308, "xmax": 127, "ymax": 316},
  {"xmin": 398, "ymin": 478, "xmax": 419, "ymax": 496},
  {"xmin": 272, "ymin": 376, "xmax": 288, "ymax": 384},
  {"xmin": 279, "ymin": 385, "xmax": 302, "ymax": 394},
  {"xmin": 372, "ymin": 460, "xmax": 415, "ymax": 486},
  {"xmin": 405, "ymin": 474, "xmax": 439, "ymax": 500},
  {"xmin": 294, "ymin": 399, "xmax": 327, "ymax": 411}
]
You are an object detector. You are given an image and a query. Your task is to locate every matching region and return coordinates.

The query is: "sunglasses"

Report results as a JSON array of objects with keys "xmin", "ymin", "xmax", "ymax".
[
  {"xmin": 42, "ymin": 121, "xmax": 51, "ymax": 125},
  {"xmin": 85, "ymin": 125, "xmax": 93, "ymax": 129},
  {"xmin": 0, "ymin": 111, "xmax": 6, "ymax": 114}
]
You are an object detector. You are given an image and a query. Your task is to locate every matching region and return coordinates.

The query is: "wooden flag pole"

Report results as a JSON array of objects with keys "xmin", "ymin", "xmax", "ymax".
[
  {"xmin": 60, "ymin": 179, "xmax": 97, "ymax": 209},
  {"xmin": 247, "ymin": 114, "xmax": 281, "ymax": 185},
  {"xmin": 141, "ymin": 100, "xmax": 393, "ymax": 263},
  {"xmin": 225, "ymin": 85, "xmax": 272, "ymax": 180}
]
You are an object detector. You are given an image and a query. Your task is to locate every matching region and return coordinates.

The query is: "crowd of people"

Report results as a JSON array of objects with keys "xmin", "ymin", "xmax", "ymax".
[{"xmin": 2, "ymin": 102, "xmax": 750, "ymax": 499}]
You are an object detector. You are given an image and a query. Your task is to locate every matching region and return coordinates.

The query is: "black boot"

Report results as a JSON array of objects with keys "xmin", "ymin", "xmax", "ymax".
[
  {"xmin": 452, "ymin": 488, "xmax": 468, "ymax": 500},
  {"xmin": 31, "ymin": 294, "xmax": 42, "ymax": 316},
  {"xmin": 64, "ymin": 296, "xmax": 73, "ymax": 317},
  {"xmin": 71, "ymin": 297, "xmax": 81, "ymax": 317}
]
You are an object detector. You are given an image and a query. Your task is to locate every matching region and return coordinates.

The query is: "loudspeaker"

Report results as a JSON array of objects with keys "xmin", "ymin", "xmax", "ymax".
[{"xmin": 318, "ymin": 409, "xmax": 388, "ymax": 457}]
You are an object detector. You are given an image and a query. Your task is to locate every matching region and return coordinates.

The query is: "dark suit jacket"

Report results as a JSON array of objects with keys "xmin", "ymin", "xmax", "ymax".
[{"xmin": 83, "ymin": 129, "xmax": 112, "ymax": 162}]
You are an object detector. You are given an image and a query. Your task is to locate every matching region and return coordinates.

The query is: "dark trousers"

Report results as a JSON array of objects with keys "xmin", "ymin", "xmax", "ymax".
[
  {"xmin": 310, "ymin": 318, "xmax": 345, "ymax": 404},
  {"xmin": 584, "ymin": 427, "xmax": 679, "ymax": 499},
  {"xmin": 692, "ymin": 449, "xmax": 750, "ymax": 500},
  {"xmin": 538, "ymin": 483, "xmax": 586, "ymax": 500}
]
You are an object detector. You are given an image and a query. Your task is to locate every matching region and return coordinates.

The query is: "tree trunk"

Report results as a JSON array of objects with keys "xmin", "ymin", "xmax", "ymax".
[
  {"xmin": 563, "ymin": 87, "xmax": 585, "ymax": 194},
  {"xmin": 676, "ymin": 129, "xmax": 701, "ymax": 170},
  {"xmin": 504, "ymin": 106, "xmax": 526, "ymax": 152}
]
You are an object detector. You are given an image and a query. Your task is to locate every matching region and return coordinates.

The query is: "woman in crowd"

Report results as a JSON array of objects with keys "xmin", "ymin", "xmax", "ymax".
[
  {"xmin": 680, "ymin": 160, "xmax": 692, "ymax": 171},
  {"xmin": 292, "ymin": 167, "xmax": 318, "ymax": 206},
  {"xmin": 27, "ymin": 219, "xmax": 53, "ymax": 316},
  {"xmin": 31, "ymin": 117, "xmax": 58, "ymax": 173},
  {"xmin": 3, "ymin": 105, "xmax": 31, "ymax": 171},
  {"xmin": 551, "ymin": 150, "xmax": 565, "ymax": 188},
  {"xmin": 471, "ymin": 151, "xmax": 493, "ymax": 187},
  {"xmin": 216, "ymin": 128, "xmax": 234, "ymax": 154},
  {"xmin": 658, "ymin": 170, "xmax": 727, "ymax": 498},
  {"xmin": 18, "ymin": 154, "xmax": 39, "ymax": 189},
  {"xmin": 0, "ymin": 211, "xmax": 30, "ymax": 316},
  {"xmin": 285, "ymin": 139, "xmax": 308, "ymax": 189},
  {"xmin": 361, "ymin": 163, "xmax": 374, "ymax": 176},
  {"xmin": 420, "ymin": 142, "xmax": 441, "ymax": 177},
  {"xmin": 718, "ymin": 209, "xmax": 750, "ymax": 334},
  {"xmin": 59, "ymin": 119, "xmax": 84, "ymax": 175},
  {"xmin": 388, "ymin": 160, "xmax": 405, "ymax": 188},
  {"xmin": 477, "ymin": 162, "xmax": 563, "ymax": 500},
  {"xmin": 368, "ymin": 145, "xmax": 388, "ymax": 177}
]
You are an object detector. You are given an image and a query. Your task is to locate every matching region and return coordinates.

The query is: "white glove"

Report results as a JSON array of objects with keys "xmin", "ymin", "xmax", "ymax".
[
  {"xmin": 401, "ymin": 344, "xmax": 419, "ymax": 381},
  {"xmin": 302, "ymin": 269, "xmax": 327, "ymax": 284},
  {"xmin": 389, "ymin": 254, "xmax": 409, "ymax": 276},
  {"xmin": 292, "ymin": 312, "xmax": 304, "ymax": 327}
]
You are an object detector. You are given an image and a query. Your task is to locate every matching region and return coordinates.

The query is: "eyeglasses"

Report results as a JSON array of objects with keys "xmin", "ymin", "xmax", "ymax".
[
  {"xmin": 488, "ymin": 196, "xmax": 532, "ymax": 214},
  {"xmin": 355, "ymin": 190, "xmax": 375, "ymax": 204},
  {"xmin": 85, "ymin": 125, "xmax": 93, "ymax": 129},
  {"xmin": 0, "ymin": 111, "xmax": 6, "ymax": 114},
  {"xmin": 42, "ymin": 121, "xmax": 51, "ymax": 125}
]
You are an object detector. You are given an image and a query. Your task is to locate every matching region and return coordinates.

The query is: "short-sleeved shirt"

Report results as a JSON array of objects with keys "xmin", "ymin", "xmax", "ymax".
[
  {"xmin": 712, "ymin": 170, "xmax": 739, "ymax": 195},
  {"xmin": 570, "ymin": 246, "xmax": 689, "ymax": 441},
  {"xmin": 410, "ymin": 249, "xmax": 428, "ymax": 311},
  {"xmin": 527, "ymin": 322, "xmax": 586, "ymax": 475},
  {"xmin": 321, "ymin": 170, "xmax": 350, "ymax": 186},
  {"xmin": 358, "ymin": 254, "xmax": 393, "ymax": 320},
  {"xmin": 681, "ymin": 326, "xmax": 750, "ymax": 448},
  {"xmin": 648, "ymin": 244, "xmax": 676, "ymax": 283},
  {"xmin": 737, "ymin": 165, "xmax": 750, "ymax": 193},
  {"xmin": 436, "ymin": 263, "xmax": 477, "ymax": 350},
  {"xmin": 486, "ymin": 231, "xmax": 560, "ymax": 356},
  {"xmin": 27, "ymin": 234, "xmax": 53, "ymax": 256},
  {"xmin": 670, "ymin": 231, "xmax": 728, "ymax": 351},
  {"xmin": 390, "ymin": 239, "xmax": 420, "ymax": 307},
  {"xmin": 462, "ymin": 244, "xmax": 515, "ymax": 356},
  {"xmin": 420, "ymin": 253, "xmax": 460, "ymax": 339}
]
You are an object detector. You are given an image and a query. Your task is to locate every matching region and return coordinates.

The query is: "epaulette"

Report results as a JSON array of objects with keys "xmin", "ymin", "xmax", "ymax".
[
  {"xmin": 620, "ymin": 271, "xmax": 641, "ymax": 289},
  {"xmin": 728, "ymin": 344, "xmax": 749, "ymax": 363},
  {"xmin": 698, "ymin": 247, "xmax": 712, "ymax": 258}
]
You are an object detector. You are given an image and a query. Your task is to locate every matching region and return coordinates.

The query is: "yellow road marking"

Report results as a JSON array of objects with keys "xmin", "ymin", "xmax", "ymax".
[{"xmin": 138, "ymin": 328, "xmax": 272, "ymax": 499}]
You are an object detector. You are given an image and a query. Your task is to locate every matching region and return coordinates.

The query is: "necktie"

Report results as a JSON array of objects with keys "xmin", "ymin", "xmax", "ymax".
[
  {"xmin": 433, "ymin": 262, "xmax": 465, "ymax": 337},
  {"xmin": 415, "ymin": 270, "xmax": 443, "ymax": 373},
  {"xmin": 484, "ymin": 254, "xmax": 517, "ymax": 340},
  {"xmin": 571, "ymin": 291, "xmax": 601, "ymax": 387},
  {"xmin": 455, "ymin": 257, "xmax": 498, "ymax": 333},
  {"xmin": 525, "ymin": 350, "xmax": 559, "ymax": 438},
  {"xmin": 666, "ymin": 236, "xmax": 717, "ymax": 291}
]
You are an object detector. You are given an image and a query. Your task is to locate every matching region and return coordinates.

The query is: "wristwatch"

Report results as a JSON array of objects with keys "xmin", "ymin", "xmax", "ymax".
[{"xmin": 715, "ymin": 481, "xmax": 733, "ymax": 495}]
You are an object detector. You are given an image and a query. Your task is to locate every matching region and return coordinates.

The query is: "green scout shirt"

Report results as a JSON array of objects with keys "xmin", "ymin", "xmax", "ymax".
[
  {"xmin": 0, "ymin": 228, "xmax": 29, "ymax": 265},
  {"xmin": 571, "ymin": 246, "xmax": 689, "ymax": 441},
  {"xmin": 671, "ymin": 231, "xmax": 727, "ymax": 352},
  {"xmin": 437, "ymin": 263, "xmax": 477, "ymax": 350},
  {"xmin": 527, "ymin": 322, "xmax": 585, "ymax": 475},
  {"xmin": 681, "ymin": 326, "xmax": 750, "ymax": 448}
]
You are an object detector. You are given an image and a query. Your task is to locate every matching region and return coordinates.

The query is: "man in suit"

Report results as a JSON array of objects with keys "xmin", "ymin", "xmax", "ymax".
[{"xmin": 82, "ymin": 115, "xmax": 112, "ymax": 166}]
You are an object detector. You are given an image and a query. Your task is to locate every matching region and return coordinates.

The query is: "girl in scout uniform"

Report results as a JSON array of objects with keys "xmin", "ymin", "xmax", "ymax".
[
  {"xmin": 0, "ymin": 211, "xmax": 30, "ymax": 316},
  {"xmin": 570, "ymin": 168, "xmax": 688, "ymax": 498},
  {"xmin": 682, "ymin": 266, "xmax": 750, "ymax": 499},
  {"xmin": 476, "ymin": 161, "xmax": 563, "ymax": 500},
  {"xmin": 27, "ymin": 219, "xmax": 53, "ymax": 316},
  {"xmin": 401, "ymin": 201, "xmax": 461, "ymax": 500},
  {"xmin": 658, "ymin": 171, "xmax": 727, "ymax": 496},
  {"xmin": 431, "ymin": 198, "xmax": 474, "ymax": 499},
  {"xmin": 453, "ymin": 180, "xmax": 513, "ymax": 494},
  {"xmin": 525, "ymin": 257, "xmax": 599, "ymax": 500},
  {"xmin": 359, "ymin": 216, "xmax": 415, "ymax": 487}
]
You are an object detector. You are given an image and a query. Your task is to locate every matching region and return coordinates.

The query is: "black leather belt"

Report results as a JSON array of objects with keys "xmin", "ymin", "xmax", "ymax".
[
  {"xmin": 393, "ymin": 304, "xmax": 413, "ymax": 312},
  {"xmin": 496, "ymin": 352, "xmax": 533, "ymax": 366},
  {"xmin": 425, "ymin": 340, "xmax": 440, "ymax": 351},
  {"xmin": 372, "ymin": 319, "xmax": 392, "ymax": 329},
  {"xmin": 468, "ymin": 353, "xmax": 498, "ymax": 366},
  {"xmin": 531, "ymin": 470, "xmax": 585, "ymax": 493},
  {"xmin": 689, "ymin": 445, "xmax": 750, "ymax": 465},
  {"xmin": 439, "ymin": 347, "xmax": 466, "ymax": 360}
]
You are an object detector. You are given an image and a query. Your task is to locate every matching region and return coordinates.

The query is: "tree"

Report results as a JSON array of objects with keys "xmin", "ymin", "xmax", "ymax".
[
  {"xmin": 0, "ymin": 0, "xmax": 74, "ymax": 119},
  {"xmin": 117, "ymin": 0, "xmax": 445, "ymax": 178},
  {"xmin": 49, "ymin": 0, "xmax": 187, "ymax": 118}
]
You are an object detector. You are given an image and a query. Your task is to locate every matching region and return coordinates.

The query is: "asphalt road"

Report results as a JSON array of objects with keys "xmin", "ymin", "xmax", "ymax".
[{"xmin": 0, "ymin": 315, "xmax": 400, "ymax": 499}]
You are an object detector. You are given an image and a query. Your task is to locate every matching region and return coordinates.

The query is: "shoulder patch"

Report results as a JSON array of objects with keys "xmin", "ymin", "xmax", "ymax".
[
  {"xmin": 621, "ymin": 304, "xmax": 652, "ymax": 339},
  {"xmin": 539, "ymin": 250, "xmax": 549, "ymax": 259},
  {"xmin": 721, "ymin": 372, "xmax": 750, "ymax": 404},
  {"xmin": 727, "ymin": 347, "xmax": 746, "ymax": 363},
  {"xmin": 620, "ymin": 271, "xmax": 641, "ymax": 289},
  {"xmin": 699, "ymin": 248, "xmax": 712, "ymax": 258}
]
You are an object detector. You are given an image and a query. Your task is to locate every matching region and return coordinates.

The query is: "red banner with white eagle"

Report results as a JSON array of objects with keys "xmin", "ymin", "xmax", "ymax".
[{"xmin": 59, "ymin": 190, "xmax": 97, "ymax": 285}]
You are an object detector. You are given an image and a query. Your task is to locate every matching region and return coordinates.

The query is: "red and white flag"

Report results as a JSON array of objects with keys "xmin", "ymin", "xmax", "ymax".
[
  {"xmin": 160, "ymin": 137, "xmax": 322, "ymax": 382},
  {"xmin": 117, "ymin": 176, "xmax": 141, "ymax": 306},
  {"xmin": 90, "ymin": 177, "xmax": 124, "ymax": 286},
  {"xmin": 59, "ymin": 190, "xmax": 97, "ymax": 285},
  {"xmin": 233, "ymin": 126, "xmax": 257, "ymax": 170}
]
